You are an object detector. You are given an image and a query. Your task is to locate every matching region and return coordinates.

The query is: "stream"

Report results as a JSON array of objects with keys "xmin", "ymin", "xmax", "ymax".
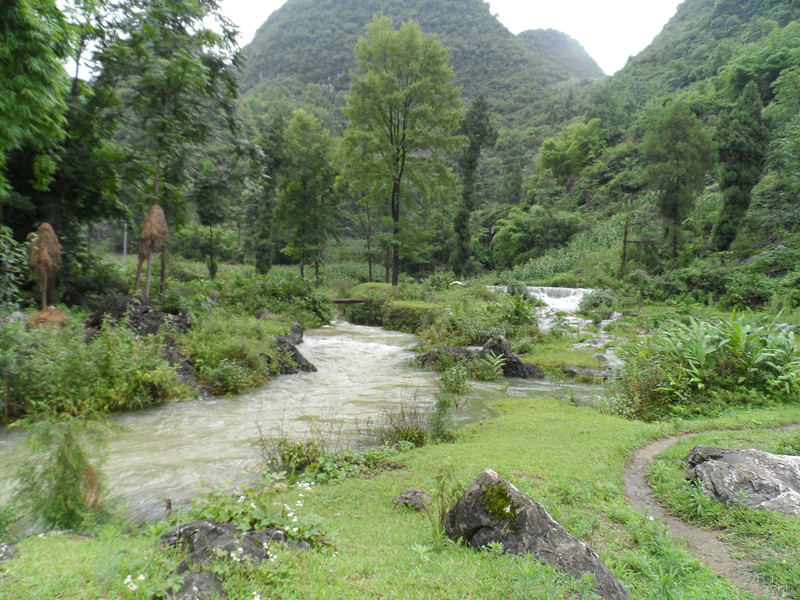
[{"xmin": 0, "ymin": 287, "xmax": 605, "ymax": 523}]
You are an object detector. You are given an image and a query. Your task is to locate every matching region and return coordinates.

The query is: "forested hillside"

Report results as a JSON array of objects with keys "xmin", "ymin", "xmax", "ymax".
[
  {"xmin": 240, "ymin": 0, "xmax": 602, "ymax": 135},
  {"xmin": 516, "ymin": 29, "xmax": 604, "ymax": 80}
]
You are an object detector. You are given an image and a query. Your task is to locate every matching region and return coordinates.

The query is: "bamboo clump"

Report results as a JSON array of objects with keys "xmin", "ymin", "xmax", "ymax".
[
  {"xmin": 134, "ymin": 203, "xmax": 169, "ymax": 299},
  {"xmin": 27, "ymin": 222, "xmax": 61, "ymax": 311}
]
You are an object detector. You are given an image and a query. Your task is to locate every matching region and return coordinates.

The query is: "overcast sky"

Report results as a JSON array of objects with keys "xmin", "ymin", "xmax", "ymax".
[{"xmin": 218, "ymin": 0, "xmax": 683, "ymax": 75}]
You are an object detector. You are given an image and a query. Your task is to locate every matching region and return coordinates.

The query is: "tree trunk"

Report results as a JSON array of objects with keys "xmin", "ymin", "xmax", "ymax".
[
  {"xmin": 134, "ymin": 255, "xmax": 144, "ymax": 293},
  {"xmin": 160, "ymin": 248, "xmax": 168, "ymax": 294},
  {"xmin": 144, "ymin": 255, "xmax": 153, "ymax": 299},
  {"xmin": 620, "ymin": 216, "xmax": 629, "ymax": 278},
  {"xmin": 391, "ymin": 180, "xmax": 401, "ymax": 286}
]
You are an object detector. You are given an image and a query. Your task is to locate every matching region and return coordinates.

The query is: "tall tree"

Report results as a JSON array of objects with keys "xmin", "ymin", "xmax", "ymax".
[
  {"xmin": 0, "ymin": 0, "xmax": 70, "ymax": 205},
  {"xmin": 274, "ymin": 110, "xmax": 337, "ymax": 283},
  {"xmin": 450, "ymin": 95, "xmax": 497, "ymax": 277},
  {"xmin": 712, "ymin": 81, "xmax": 767, "ymax": 251},
  {"xmin": 342, "ymin": 17, "xmax": 463, "ymax": 286},
  {"xmin": 642, "ymin": 100, "xmax": 715, "ymax": 261},
  {"xmin": 97, "ymin": 0, "xmax": 240, "ymax": 293},
  {"xmin": 192, "ymin": 160, "xmax": 230, "ymax": 279},
  {"xmin": 245, "ymin": 114, "xmax": 287, "ymax": 275}
]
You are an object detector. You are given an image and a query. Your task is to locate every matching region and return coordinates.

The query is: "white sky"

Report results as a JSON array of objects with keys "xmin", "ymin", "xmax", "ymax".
[{"xmin": 218, "ymin": 0, "xmax": 683, "ymax": 75}]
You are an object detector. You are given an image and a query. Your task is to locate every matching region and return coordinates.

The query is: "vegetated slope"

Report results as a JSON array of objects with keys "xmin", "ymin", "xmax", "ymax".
[
  {"xmin": 517, "ymin": 29, "xmax": 604, "ymax": 80},
  {"xmin": 239, "ymin": 0, "xmax": 602, "ymax": 134},
  {"xmin": 500, "ymin": 0, "xmax": 800, "ymax": 291}
]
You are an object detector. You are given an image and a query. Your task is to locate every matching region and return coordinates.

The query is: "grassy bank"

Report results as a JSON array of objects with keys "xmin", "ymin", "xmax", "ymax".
[{"xmin": 3, "ymin": 397, "xmax": 800, "ymax": 599}]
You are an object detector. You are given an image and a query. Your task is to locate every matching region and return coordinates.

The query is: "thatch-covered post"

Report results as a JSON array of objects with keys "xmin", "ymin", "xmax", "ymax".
[
  {"xmin": 134, "ymin": 203, "xmax": 169, "ymax": 299},
  {"xmin": 27, "ymin": 223, "xmax": 61, "ymax": 310}
]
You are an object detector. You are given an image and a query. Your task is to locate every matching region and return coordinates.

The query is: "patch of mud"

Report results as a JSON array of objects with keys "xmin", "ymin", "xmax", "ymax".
[{"xmin": 624, "ymin": 427, "xmax": 800, "ymax": 599}]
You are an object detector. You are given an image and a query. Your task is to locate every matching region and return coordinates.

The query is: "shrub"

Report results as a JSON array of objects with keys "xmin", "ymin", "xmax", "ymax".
[
  {"xmin": 177, "ymin": 309, "xmax": 285, "ymax": 394},
  {"xmin": 608, "ymin": 312, "xmax": 800, "ymax": 420},
  {"xmin": 383, "ymin": 301, "xmax": 440, "ymax": 332},
  {"xmin": 2, "ymin": 318, "xmax": 185, "ymax": 420},
  {"xmin": 719, "ymin": 271, "xmax": 773, "ymax": 308},
  {"xmin": 13, "ymin": 417, "xmax": 109, "ymax": 531}
]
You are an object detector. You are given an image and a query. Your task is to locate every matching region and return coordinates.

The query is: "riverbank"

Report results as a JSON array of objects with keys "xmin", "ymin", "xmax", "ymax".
[{"xmin": 3, "ymin": 397, "xmax": 800, "ymax": 599}]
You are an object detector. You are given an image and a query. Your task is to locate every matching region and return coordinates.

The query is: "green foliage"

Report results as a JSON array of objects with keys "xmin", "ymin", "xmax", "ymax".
[
  {"xmin": 176, "ymin": 309, "xmax": 285, "ymax": 394},
  {"xmin": 0, "ymin": 0, "xmax": 70, "ymax": 195},
  {"xmin": 492, "ymin": 205, "xmax": 582, "ymax": 269},
  {"xmin": 440, "ymin": 366, "xmax": 471, "ymax": 396},
  {"xmin": 642, "ymin": 100, "xmax": 716, "ymax": 259},
  {"xmin": 538, "ymin": 118, "xmax": 605, "ymax": 182},
  {"xmin": 609, "ymin": 312, "xmax": 800, "ymax": 420},
  {"xmin": 712, "ymin": 80, "xmax": 768, "ymax": 250},
  {"xmin": 189, "ymin": 473, "xmax": 328, "ymax": 548},
  {"xmin": 383, "ymin": 301, "xmax": 440, "ymax": 333},
  {"xmin": 1, "ymin": 318, "xmax": 185, "ymax": 420},
  {"xmin": 12, "ymin": 417, "xmax": 109, "ymax": 531},
  {"xmin": 342, "ymin": 16, "xmax": 464, "ymax": 286},
  {"xmin": 0, "ymin": 226, "xmax": 30, "ymax": 306},
  {"xmin": 275, "ymin": 109, "xmax": 338, "ymax": 281},
  {"xmin": 213, "ymin": 270, "xmax": 332, "ymax": 326}
]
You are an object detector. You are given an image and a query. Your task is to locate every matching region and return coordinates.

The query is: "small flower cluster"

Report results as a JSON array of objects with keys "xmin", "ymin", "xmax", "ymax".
[{"xmin": 124, "ymin": 573, "xmax": 146, "ymax": 592}]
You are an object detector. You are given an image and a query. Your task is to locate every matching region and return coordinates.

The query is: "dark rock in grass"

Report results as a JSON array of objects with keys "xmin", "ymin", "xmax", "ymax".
[
  {"xmin": 686, "ymin": 446, "xmax": 800, "ymax": 515},
  {"xmin": 393, "ymin": 489, "xmax": 431, "ymax": 512},
  {"xmin": 85, "ymin": 294, "xmax": 189, "ymax": 337},
  {"xmin": 445, "ymin": 469, "xmax": 631, "ymax": 600},
  {"xmin": 168, "ymin": 571, "xmax": 226, "ymax": 600},
  {"xmin": 161, "ymin": 519, "xmax": 297, "ymax": 572},
  {"xmin": 481, "ymin": 337, "xmax": 545, "ymax": 379},
  {"xmin": 0, "ymin": 543, "xmax": 18, "ymax": 563}
]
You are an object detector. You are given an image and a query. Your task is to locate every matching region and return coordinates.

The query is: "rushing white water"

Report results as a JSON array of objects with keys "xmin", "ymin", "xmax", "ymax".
[{"xmin": 0, "ymin": 313, "xmax": 603, "ymax": 524}]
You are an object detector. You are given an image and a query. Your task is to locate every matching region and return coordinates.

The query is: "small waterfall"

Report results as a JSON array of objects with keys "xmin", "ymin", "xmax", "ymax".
[{"xmin": 525, "ymin": 287, "xmax": 595, "ymax": 312}]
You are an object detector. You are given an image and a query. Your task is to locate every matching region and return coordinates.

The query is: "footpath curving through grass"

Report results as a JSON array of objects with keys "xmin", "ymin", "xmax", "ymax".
[{"xmin": 4, "ymin": 397, "xmax": 800, "ymax": 599}]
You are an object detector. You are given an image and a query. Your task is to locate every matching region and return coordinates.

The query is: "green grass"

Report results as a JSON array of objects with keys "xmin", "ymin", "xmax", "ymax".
[{"xmin": 5, "ymin": 398, "xmax": 800, "ymax": 599}]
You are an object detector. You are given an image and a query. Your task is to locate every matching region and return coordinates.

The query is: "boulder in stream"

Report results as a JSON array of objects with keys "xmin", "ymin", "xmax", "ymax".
[
  {"xmin": 686, "ymin": 445, "xmax": 800, "ymax": 515},
  {"xmin": 420, "ymin": 336, "xmax": 544, "ymax": 379},
  {"xmin": 445, "ymin": 469, "xmax": 631, "ymax": 600}
]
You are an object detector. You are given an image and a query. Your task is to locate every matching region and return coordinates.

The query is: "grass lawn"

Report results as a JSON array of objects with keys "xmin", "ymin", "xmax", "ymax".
[{"xmin": 3, "ymin": 398, "xmax": 800, "ymax": 599}]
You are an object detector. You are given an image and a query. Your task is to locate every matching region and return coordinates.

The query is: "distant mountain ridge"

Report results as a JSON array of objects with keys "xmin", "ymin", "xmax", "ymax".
[
  {"xmin": 517, "ymin": 29, "xmax": 605, "ymax": 80},
  {"xmin": 240, "ymin": 0, "xmax": 604, "ymax": 133}
]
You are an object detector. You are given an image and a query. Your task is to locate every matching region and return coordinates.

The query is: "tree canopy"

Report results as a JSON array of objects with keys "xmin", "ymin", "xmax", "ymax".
[{"xmin": 342, "ymin": 17, "xmax": 464, "ymax": 285}]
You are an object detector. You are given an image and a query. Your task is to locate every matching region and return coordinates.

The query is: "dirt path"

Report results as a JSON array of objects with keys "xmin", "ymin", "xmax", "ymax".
[{"xmin": 623, "ymin": 428, "xmax": 799, "ymax": 599}]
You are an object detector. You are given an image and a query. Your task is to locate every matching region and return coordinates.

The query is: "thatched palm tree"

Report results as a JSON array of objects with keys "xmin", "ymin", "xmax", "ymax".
[
  {"xmin": 27, "ymin": 223, "xmax": 61, "ymax": 310},
  {"xmin": 134, "ymin": 203, "xmax": 169, "ymax": 299}
]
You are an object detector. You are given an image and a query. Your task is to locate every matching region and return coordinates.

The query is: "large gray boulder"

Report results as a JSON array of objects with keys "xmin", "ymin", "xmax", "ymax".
[
  {"xmin": 445, "ymin": 469, "xmax": 631, "ymax": 600},
  {"xmin": 686, "ymin": 446, "xmax": 800, "ymax": 515},
  {"xmin": 481, "ymin": 337, "xmax": 545, "ymax": 379}
]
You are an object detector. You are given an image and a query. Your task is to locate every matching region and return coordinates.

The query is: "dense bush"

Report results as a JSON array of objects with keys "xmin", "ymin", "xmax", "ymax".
[
  {"xmin": 176, "ymin": 309, "xmax": 287, "ymax": 394},
  {"xmin": 1, "ymin": 318, "xmax": 186, "ymax": 421},
  {"xmin": 423, "ymin": 292, "xmax": 539, "ymax": 346},
  {"xmin": 607, "ymin": 312, "xmax": 800, "ymax": 420}
]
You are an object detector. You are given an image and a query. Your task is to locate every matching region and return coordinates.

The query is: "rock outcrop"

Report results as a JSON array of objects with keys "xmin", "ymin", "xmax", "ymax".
[
  {"xmin": 85, "ymin": 294, "xmax": 188, "ymax": 337},
  {"xmin": 686, "ymin": 446, "xmax": 800, "ymax": 515},
  {"xmin": 445, "ymin": 469, "xmax": 631, "ymax": 600},
  {"xmin": 420, "ymin": 336, "xmax": 544, "ymax": 379}
]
